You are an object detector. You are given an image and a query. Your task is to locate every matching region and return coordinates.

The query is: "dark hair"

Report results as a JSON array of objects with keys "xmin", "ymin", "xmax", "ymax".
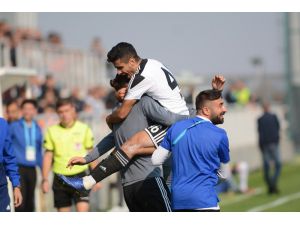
[
  {"xmin": 21, "ymin": 99, "xmax": 38, "ymax": 109},
  {"xmin": 107, "ymin": 42, "xmax": 140, "ymax": 63},
  {"xmin": 56, "ymin": 98, "xmax": 75, "ymax": 110},
  {"xmin": 110, "ymin": 74, "xmax": 131, "ymax": 90},
  {"xmin": 6, "ymin": 100, "xmax": 19, "ymax": 108},
  {"xmin": 195, "ymin": 89, "xmax": 222, "ymax": 110}
]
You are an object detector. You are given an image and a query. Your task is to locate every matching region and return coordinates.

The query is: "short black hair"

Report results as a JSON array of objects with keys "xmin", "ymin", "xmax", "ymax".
[
  {"xmin": 107, "ymin": 42, "xmax": 140, "ymax": 63},
  {"xmin": 21, "ymin": 99, "xmax": 38, "ymax": 109},
  {"xmin": 110, "ymin": 74, "xmax": 131, "ymax": 90},
  {"xmin": 195, "ymin": 89, "xmax": 222, "ymax": 110},
  {"xmin": 56, "ymin": 98, "xmax": 75, "ymax": 110},
  {"xmin": 6, "ymin": 100, "xmax": 19, "ymax": 108}
]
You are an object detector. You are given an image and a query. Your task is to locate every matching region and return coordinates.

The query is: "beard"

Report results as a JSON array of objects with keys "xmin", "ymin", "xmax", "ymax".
[{"xmin": 210, "ymin": 113, "xmax": 225, "ymax": 125}]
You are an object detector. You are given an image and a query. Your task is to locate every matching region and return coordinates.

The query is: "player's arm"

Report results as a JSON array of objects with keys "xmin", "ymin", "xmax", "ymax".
[
  {"xmin": 41, "ymin": 150, "xmax": 53, "ymax": 193},
  {"xmin": 140, "ymin": 95, "xmax": 189, "ymax": 126},
  {"xmin": 107, "ymin": 74, "xmax": 151, "ymax": 125},
  {"xmin": 106, "ymin": 99, "xmax": 137, "ymax": 125},
  {"xmin": 42, "ymin": 128, "xmax": 54, "ymax": 193},
  {"xmin": 152, "ymin": 146, "xmax": 171, "ymax": 165},
  {"xmin": 218, "ymin": 131, "xmax": 230, "ymax": 164},
  {"xmin": 152, "ymin": 126, "xmax": 173, "ymax": 165},
  {"xmin": 3, "ymin": 121, "xmax": 21, "ymax": 189}
]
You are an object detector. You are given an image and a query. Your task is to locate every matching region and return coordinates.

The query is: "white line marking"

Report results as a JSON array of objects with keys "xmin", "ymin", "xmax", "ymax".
[{"xmin": 247, "ymin": 191, "xmax": 300, "ymax": 212}]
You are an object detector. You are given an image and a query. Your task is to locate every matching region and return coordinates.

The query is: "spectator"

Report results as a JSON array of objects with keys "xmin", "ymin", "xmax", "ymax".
[
  {"xmin": 40, "ymin": 74, "xmax": 60, "ymax": 99},
  {"xmin": 235, "ymin": 80, "xmax": 251, "ymax": 106},
  {"xmin": 8, "ymin": 99, "xmax": 43, "ymax": 212},
  {"xmin": 70, "ymin": 87, "xmax": 85, "ymax": 113},
  {"xmin": 28, "ymin": 76, "xmax": 42, "ymax": 99},
  {"xmin": 38, "ymin": 90, "xmax": 58, "ymax": 113},
  {"xmin": 225, "ymin": 83, "xmax": 237, "ymax": 104},
  {"xmin": 5, "ymin": 100, "xmax": 21, "ymax": 124},
  {"xmin": 84, "ymin": 86, "xmax": 106, "ymax": 118},
  {"xmin": 216, "ymin": 161, "xmax": 252, "ymax": 194},
  {"xmin": 90, "ymin": 37, "xmax": 105, "ymax": 58},
  {"xmin": 257, "ymin": 102, "xmax": 281, "ymax": 194}
]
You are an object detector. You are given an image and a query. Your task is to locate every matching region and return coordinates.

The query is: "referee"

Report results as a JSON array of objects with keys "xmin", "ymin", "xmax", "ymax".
[{"xmin": 41, "ymin": 98, "xmax": 97, "ymax": 212}]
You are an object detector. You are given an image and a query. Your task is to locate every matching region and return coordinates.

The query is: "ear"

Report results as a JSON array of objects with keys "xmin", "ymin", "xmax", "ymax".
[
  {"xmin": 202, "ymin": 106, "xmax": 210, "ymax": 117},
  {"xmin": 128, "ymin": 57, "xmax": 136, "ymax": 64}
]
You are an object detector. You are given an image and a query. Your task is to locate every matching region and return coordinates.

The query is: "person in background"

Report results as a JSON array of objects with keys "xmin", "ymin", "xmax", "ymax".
[
  {"xmin": 5, "ymin": 100, "xmax": 21, "ymax": 124},
  {"xmin": 257, "ymin": 102, "xmax": 281, "ymax": 194},
  {"xmin": 42, "ymin": 98, "xmax": 99, "ymax": 212},
  {"xmin": 8, "ymin": 99, "xmax": 43, "ymax": 212}
]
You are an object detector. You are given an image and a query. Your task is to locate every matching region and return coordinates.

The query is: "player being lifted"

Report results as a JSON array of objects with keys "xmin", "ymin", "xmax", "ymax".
[{"xmin": 59, "ymin": 42, "xmax": 225, "ymax": 192}]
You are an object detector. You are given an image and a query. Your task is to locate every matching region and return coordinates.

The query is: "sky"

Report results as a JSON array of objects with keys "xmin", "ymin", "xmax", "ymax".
[{"xmin": 38, "ymin": 13, "xmax": 284, "ymax": 76}]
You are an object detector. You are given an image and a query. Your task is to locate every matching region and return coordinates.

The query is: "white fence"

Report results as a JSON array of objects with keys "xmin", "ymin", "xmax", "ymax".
[{"xmin": 1, "ymin": 40, "xmax": 109, "ymax": 91}]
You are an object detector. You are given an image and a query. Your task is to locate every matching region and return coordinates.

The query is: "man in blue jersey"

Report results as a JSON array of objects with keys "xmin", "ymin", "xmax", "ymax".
[
  {"xmin": 0, "ymin": 117, "xmax": 22, "ymax": 212},
  {"xmin": 152, "ymin": 89, "xmax": 229, "ymax": 211}
]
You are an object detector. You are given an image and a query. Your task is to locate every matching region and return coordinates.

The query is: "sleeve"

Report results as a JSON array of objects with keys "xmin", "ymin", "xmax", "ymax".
[
  {"xmin": 151, "ymin": 145, "xmax": 171, "ymax": 165},
  {"xmin": 3, "ymin": 123, "xmax": 20, "ymax": 187},
  {"xmin": 84, "ymin": 132, "xmax": 115, "ymax": 163},
  {"xmin": 84, "ymin": 126, "xmax": 94, "ymax": 149},
  {"xmin": 125, "ymin": 74, "xmax": 152, "ymax": 100},
  {"xmin": 218, "ymin": 131, "xmax": 230, "ymax": 164},
  {"xmin": 159, "ymin": 125, "xmax": 174, "ymax": 151},
  {"xmin": 43, "ymin": 128, "xmax": 54, "ymax": 151},
  {"xmin": 140, "ymin": 96, "xmax": 189, "ymax": 126}
]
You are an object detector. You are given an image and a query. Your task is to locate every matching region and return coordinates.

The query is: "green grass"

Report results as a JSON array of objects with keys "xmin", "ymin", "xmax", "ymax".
[{"xmin": 219, "ymin": 156, "xmax": 300, "ymax": 212}]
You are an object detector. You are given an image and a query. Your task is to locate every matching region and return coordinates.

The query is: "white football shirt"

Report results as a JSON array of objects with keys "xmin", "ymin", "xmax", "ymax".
[{"xmin": 125, "ymin": 59, "xmax": 189, "ymax": 115}]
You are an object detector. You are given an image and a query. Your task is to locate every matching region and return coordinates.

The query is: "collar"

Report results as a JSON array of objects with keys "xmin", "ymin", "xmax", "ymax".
[
  {"xmin": 134, "ymin": 59, "xmax": 147, "ymax": 76},
  {"xmin": 196, "ymin": 115, "xmax": 212, "ymax": 123}
]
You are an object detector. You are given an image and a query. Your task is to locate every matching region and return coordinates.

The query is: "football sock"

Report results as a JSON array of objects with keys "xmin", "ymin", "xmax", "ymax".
[{"xmin": 83, "ymin": 175, "xmax": 96, "ymax": 190}]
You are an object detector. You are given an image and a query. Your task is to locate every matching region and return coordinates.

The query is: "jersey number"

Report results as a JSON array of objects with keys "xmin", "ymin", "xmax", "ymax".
[{"xmin": 161, "ymin": 67, "xmax": 178, "ymax": 90}]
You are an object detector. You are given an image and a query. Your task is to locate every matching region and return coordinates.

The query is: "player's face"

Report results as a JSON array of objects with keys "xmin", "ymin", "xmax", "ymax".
[
  {"xmin": 22, "ymin": 103, "xmax": 37, "ymax": 122},
  {"xmin": 209, "ymin": 98, "xmax": 227, "ymax": 125},
  {"xmin": 57, "ymin": 104, "xmax": 76, "ymax": 126},
  {"xmin": 113, "ymin": 57, "xmax": 137, "ymax": 76}
]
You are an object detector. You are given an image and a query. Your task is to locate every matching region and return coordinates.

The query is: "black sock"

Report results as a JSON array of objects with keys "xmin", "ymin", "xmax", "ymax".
[{"xmin": 90, "ymin": 149, "xmax": 130, "ymax": 182}]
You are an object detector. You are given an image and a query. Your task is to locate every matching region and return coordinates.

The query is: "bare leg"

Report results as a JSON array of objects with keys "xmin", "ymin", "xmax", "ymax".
[
  {"xmin": 120, "ymin": 130, "xmax": 155, "ymax": 158},
  {"xmin": 76, "ymin": 202, "xmax": 89, "ymax": 212},
  {"xmin": 57, "ymin": 206, "xmax": 71, "ymax": 212}
]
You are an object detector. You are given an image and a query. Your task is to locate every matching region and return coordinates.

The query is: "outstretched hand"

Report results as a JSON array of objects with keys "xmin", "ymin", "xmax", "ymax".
[
  {"xmin": 67, "ymin": 156, "xmax": 87, "ymax": 169},
  {"xmin": 211, "ymin": 75, "xmax": 226, "ymax": 91}
]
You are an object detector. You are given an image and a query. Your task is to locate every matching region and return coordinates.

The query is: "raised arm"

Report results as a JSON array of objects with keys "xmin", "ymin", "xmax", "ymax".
[
  {"xmin": 106, "ymin": 99, "xmax": 137, "ymax": 126},
  {"xmin": 140, "ymin": 96, "xmax": 189, "ymax": 126}
]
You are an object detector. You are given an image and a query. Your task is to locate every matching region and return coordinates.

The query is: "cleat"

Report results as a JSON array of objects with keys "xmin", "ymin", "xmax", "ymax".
[{"xmin": 57, "ymin": 174, "xmax": 88, "ymax": 195}]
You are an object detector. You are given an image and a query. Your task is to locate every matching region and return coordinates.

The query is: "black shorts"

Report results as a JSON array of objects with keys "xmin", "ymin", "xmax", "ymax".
[
  {"xmin": 145, "ymin": 124, "xmax": 169, "ymax": 148},
  {"xmin": 52, "ymin": 172, "xmax": 90, "ymax": 208},
  {"xmin": 123, "ymin": 177, "xmax": 172, "ymax": 212}
]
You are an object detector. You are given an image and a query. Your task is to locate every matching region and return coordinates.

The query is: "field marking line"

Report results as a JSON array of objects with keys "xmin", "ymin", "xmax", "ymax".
[{"xmin": 247, "ymin": 191, "xmax": 300, "ymax": 212}]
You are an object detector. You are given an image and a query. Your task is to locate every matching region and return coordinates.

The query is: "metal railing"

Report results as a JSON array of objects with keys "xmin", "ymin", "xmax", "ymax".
[{"xmin": 1, "ymin": 40, "xmax": 109, "ymax": 91}]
